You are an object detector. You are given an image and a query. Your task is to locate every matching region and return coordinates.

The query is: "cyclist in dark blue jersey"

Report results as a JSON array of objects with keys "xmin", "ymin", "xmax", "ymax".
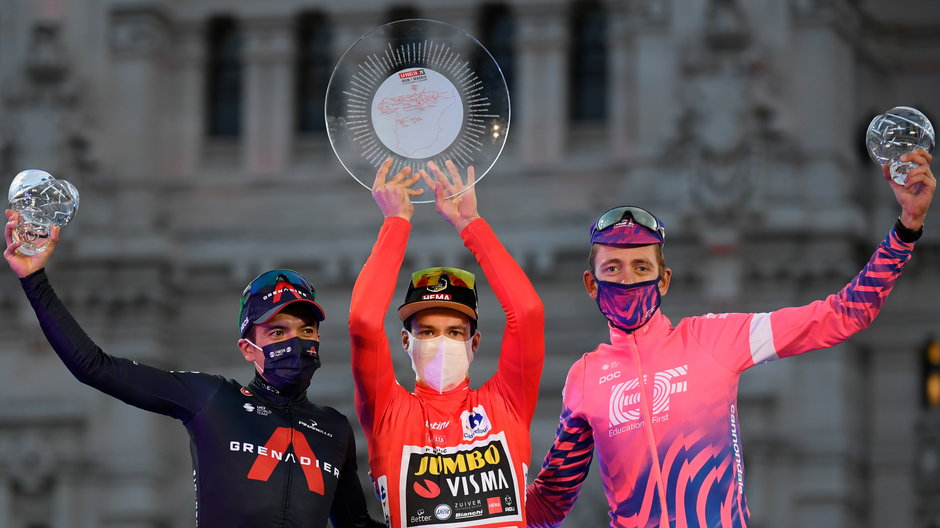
[{"xmin": 4, "ymin": 209, "xmax": 382, "ymax": 528}]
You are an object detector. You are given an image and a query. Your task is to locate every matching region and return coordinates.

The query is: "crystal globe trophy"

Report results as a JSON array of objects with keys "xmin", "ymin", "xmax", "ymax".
[
  {"xmin": 7, "ymin": 169, "xmax": 80, "ymax": 255},
  {"xmin": 866, "ymin": 106, "xmax": 935, "ymax": 185}
]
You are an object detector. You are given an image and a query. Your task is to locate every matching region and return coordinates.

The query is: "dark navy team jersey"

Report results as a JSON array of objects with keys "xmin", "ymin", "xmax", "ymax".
[{"xmin": 21, "ymin": 269, "xmax": 380, "ymax": 528}]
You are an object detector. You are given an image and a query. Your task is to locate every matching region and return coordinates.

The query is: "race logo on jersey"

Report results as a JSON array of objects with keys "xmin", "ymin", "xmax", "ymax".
[
  {"xmin": 608, "ymin": 365, "xmax": 688, "ymax": 429},
  {"xmin": 460, "ymin": 405, "xmax": 492, "ymax": 440},
  {"xmin": 399, "ymin": 432, "xmax": 521, "ymax": 527},
  {"xmin": 229, "ymin": 427, "xmax": 340, "ymax": 494}
]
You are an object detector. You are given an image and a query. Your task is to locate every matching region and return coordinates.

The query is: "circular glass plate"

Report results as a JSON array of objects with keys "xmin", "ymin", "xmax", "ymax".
[{"xmin": 326, "ymin": 19, "xmax": 510, "ymax": 202}]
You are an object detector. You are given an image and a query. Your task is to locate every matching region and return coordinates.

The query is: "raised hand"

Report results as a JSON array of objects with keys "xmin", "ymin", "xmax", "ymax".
[
  {"xmin": 421, "ymin": 160, "xmax": 481, "ymax": 232},
  {"xmin": 4, "ymin": 209, "xmax": 59, "ymax": 278},
  {"xmin": 888, "ymin": 148, "xmax": 936, "ymax": 230},
  {"xmin": 371, "ymin": 157, "xmax": 425, "ymax": 221}
]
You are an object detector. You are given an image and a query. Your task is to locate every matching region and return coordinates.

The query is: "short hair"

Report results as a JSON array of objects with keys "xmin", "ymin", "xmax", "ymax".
[{"xmin": 588, "ymin": 243, "xmax": 666, "ymax": 278}]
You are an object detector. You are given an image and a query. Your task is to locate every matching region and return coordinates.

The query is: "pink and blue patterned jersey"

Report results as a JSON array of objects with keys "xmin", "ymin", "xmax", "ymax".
[{"xmin": 526, "ymin": 227, "xmax": 914, "ymax": 528}]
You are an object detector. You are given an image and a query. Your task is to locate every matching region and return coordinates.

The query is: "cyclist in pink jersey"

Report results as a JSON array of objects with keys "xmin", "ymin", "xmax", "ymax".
[{"xmin": 526, "ymin": 149, "xmax": 935, "ymax": 528}]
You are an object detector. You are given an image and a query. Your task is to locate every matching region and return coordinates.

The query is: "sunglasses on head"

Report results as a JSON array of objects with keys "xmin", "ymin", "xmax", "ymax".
[
  {"xmin": 592, "ymin": 206, "xmax": 665, "ymax": 241},
  {"xmin": 411, "ymin": 267, "xmax": 476, "ymax": 290},
  {"xmin": 241, "ymin": 269, "xmax": 315, "ymax": 306}
]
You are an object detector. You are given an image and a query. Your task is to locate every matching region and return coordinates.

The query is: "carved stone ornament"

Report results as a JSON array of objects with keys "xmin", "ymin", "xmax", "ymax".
[
  {"xmin": 677, "ymin": 0, "xmax": 785, "ymax": 227},
  {"xmin": 2, "ymin": 21, "xmax": 98, "ymax": 184}
]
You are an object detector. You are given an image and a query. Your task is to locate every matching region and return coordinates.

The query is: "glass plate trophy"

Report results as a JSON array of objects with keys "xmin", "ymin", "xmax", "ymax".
[
  {"xmin": 7, "ymin": 169, "xmax": 80, "ymax": 255},
  {"xmin": 325, "ymin": 19, "xmax": 510, "ymax": 202},
  {"xmin": 866, "ymin": 106, "xmax": 935, "ymax": 185}
]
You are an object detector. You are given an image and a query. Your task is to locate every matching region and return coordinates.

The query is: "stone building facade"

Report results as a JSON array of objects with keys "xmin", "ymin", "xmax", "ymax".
[{"xmin": 0, "ymin": 0, "xmax": 939, "ymax": 526}]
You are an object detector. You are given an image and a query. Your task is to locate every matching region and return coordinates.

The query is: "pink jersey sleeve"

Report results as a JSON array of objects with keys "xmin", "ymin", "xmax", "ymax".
[{"xmin": 691, "ymin": 227, "xmax": 915, "ymax": 373}]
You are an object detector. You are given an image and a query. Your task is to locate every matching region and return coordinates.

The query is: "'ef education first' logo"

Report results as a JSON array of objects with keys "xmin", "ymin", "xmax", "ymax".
[{"xmin": 608, "ymin": 365, "xmax": 688, "ymax": 428}]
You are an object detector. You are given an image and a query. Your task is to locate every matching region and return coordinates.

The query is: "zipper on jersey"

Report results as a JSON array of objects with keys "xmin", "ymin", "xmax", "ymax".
[
  {"xmin": 628, "ymin": 334, "xmax": 671, "ymax": 528},
  {"xmin": 280, "ymin": 405, "xmax": 294, "ymax": 527}
]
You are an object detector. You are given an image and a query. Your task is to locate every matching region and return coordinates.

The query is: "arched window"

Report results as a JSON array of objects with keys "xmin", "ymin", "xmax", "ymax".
[
  {"xmin": 296, "ymin": 12, "xmax": 332, "ymax": 134},
  {"xmin": 569, "ymin": 0, "xmax": 607, "ymax": 122},
  {"xmin": 477, "ymin": 3, "xmax": 515, "ymax": 99},
  {"xmin": 206, "ymin": 16, "xmax": 242, "ymax": 137}
]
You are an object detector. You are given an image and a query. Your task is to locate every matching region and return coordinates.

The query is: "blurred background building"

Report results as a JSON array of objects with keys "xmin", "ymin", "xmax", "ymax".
[{"xmin": 1, "ymin": 0, "xmax": 939, "ymax": 526}]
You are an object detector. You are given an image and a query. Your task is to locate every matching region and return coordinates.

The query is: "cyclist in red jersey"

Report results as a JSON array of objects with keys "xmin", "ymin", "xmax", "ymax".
[{"xmin": 349, "ymin": 158, "xmax": 545, "ymax": 528}]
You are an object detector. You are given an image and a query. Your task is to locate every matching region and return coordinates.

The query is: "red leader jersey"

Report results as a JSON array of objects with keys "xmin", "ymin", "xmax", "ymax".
[{"xmin": 349, "ymin": 217, "xmax": 544, "ymax": 528}]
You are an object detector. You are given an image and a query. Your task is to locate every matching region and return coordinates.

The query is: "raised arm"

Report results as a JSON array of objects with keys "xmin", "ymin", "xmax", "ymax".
[
  {"xmin": 699, "ymin": 149, "xmax": 936, "ymax": 373},
  {"xmin": 4, "ymin": 211, "xmax": 220, "ymax": 419},
  {"xmin": 423, "ymin": 162, "xmax": 545, "ymax": 421},
  {"xmin": 348, "ymin": 159, "xmax": 423, "ymax": 439}
]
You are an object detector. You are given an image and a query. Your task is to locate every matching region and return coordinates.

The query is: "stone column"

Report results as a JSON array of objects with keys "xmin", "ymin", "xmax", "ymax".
[
  {"xmin": 627, "ymin": 0, "xmax": 676, "ymax": 161},
  {"xmin": 788, "ymin": 1, "xmax": 863, "ymax": 231},
  {"xmin": 515, "ymin": 3, "xmax": 568, "ymax": 165},
  {"xmin": 869, "ymin": 331, "xmax": 921, "ymax": 528},
  {"xmin": 0, "ymin": 477, "xmax": 11, "ymax": 528},
  {"xmin": 107, "ymin": 6, "xmax": 169, "ymax": 243},
  {"xmin": 172, "ymin": 20, "xmax": 206, "ymax": 178},
  {"xmin": 916, "ymin": 410, "xmax": 940, "ymax": 527},
  {"xmin": 242, "ymin": 16, "xmax": 294, "ymax": 175},
  {"xmin": 108, "ymin": 7, "xmax": 169, "ymax": 180},
  {"xmin": 604, "ymin": 0, "xmax": 636, "ymax": 162},
  {"xmin": 786, "ymin": 344, "xmax": 866, "ymax": 528}
]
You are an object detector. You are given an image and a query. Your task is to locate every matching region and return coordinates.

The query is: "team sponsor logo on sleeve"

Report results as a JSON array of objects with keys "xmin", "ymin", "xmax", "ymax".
[{"xmin": 399, "ymin": 432, "xmax": 521, "ymax": 527}]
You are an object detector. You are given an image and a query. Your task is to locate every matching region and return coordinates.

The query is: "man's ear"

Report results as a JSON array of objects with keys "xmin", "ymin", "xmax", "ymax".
[
  {"xmin": 470, "ymin": 330, "xmax": 481, "ymax": 353},
  {"xmin": 237, "ymin": 338, "xmax": 257, "ymax": 362},
  {"xmin": 583, "ymin": 270, "xmax": 599, "ymax": 300},
  {"xmin": 401, "ymin": 329, "xmax": 410, "ymax": 352},
  {"xmin": 658, "ymin": 267, "xmax": 672, "ymax": 296}
]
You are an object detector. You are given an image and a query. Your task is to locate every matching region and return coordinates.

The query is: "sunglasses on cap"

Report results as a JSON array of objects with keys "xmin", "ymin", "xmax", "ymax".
[
  {"xmin": 240, "ymin": 270, "xmax": 316, "ymax": 308},
  {"xmin": 411, "ymin": 267, "xmax": 476, "ymax": 290},
  {"xmin": 591, "ymin": 206, "xmax": 665, "ymax": 242}
]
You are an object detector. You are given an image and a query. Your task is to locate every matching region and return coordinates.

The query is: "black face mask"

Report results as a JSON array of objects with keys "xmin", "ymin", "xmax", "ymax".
[{"xmin": 249, "ymin": 337, "xmax": 321, "ymax": 394}]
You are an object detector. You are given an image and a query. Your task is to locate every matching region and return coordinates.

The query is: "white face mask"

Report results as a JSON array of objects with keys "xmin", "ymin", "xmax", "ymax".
[{"xmin": 404, "ymin": 330, "xmax": 476, "ymax": 393}]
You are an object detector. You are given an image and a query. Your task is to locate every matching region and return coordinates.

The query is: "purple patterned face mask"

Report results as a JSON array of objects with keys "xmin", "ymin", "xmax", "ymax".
[{"xmin": 593, "ymin": 276, "xmax": 661, "ymax": 332}]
